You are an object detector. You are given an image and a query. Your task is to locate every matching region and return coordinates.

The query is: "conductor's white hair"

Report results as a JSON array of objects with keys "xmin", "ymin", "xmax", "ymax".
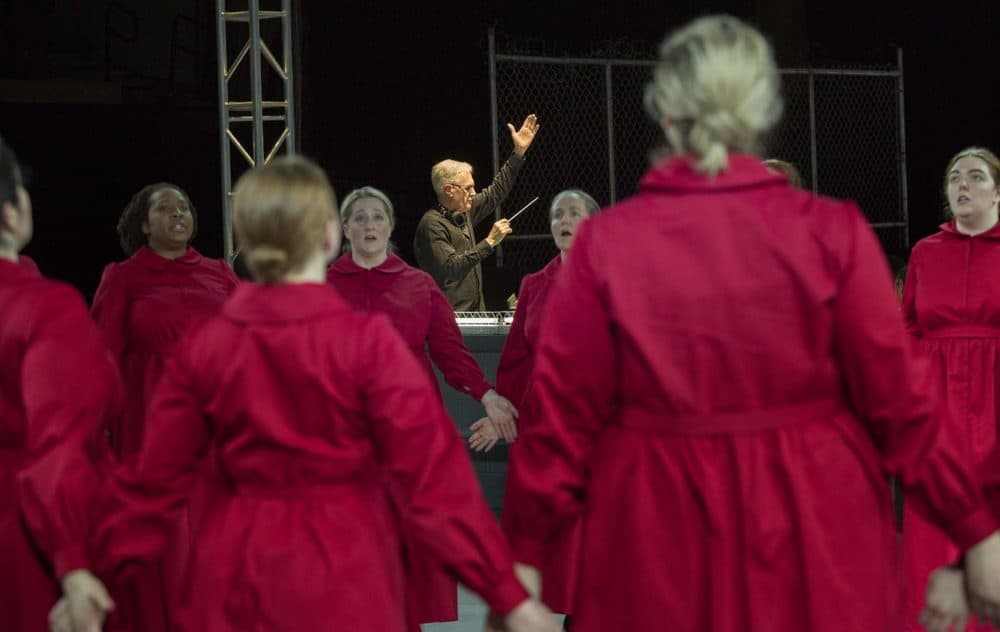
[{"xmin": 431, "ymin": 159, "xmax": 474, "ymax": 197}]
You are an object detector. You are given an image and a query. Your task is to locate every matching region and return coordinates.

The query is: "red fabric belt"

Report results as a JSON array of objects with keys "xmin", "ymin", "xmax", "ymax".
[
  {"xmin": 925, "ymin": 326, "xmax": 1000, "ymax": 339},
  {"xmin": 230, "ymin": 480, "xmax": 375, "ymax": 500},
  {"xmin": 620, "ymin": 396, "xmax": 843, "ymax": 436}
]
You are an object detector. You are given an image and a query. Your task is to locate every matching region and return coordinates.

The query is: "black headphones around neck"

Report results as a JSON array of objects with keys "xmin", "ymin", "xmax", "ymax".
[{"xmin": 440, "ymin": 205, "xmax": 467, "ymax": 227}]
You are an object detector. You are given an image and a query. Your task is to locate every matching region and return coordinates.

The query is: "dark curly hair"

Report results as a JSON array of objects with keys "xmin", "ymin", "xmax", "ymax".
[{"xmin": 116, "ymin": 182, "xmax": 198, "ymax": 256}]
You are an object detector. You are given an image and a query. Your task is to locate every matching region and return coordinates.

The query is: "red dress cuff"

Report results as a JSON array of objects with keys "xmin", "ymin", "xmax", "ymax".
[
  {"xmin": 54, "ymin": 543, "xmax": 90, "ymax": 580},
  {"xmin": 470, "ymin": 380, "xmax": 492, "ymax": 401},
  {"xmin": 484, "ymin": 568, "xmax": 531, "ymax": 616},
  {"xmin": 511, "ymin": 535, "xmax": 547, "ymax": 569},
  {"xmin": 947, "ymin": 504, "xmax": 999, "ymax": 550}
]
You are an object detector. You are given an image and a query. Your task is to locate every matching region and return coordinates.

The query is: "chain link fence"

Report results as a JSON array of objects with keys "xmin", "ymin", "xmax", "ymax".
[{"xmin": 489, "ymin": 30, "xmax": 908, "ymax": 276}]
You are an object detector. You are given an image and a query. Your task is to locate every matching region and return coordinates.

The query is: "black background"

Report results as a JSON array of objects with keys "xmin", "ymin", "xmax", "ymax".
[{"xmin": 1, "ymin": 0, "xmax": 996, "ymax": 306}]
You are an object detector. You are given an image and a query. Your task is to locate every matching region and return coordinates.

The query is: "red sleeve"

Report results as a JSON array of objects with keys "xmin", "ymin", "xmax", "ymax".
[
  {"xmin": 900, "ymin": 248, "xmax": 922, "ymax": 339},
  {"xmin": 361, "ymin": 315, "xmax": 528, "ymax": 614},
  {"xmin": 504, "ymin": 223, "xmax": 615, "ymax": 566},
  {"xmin": 495, "ymin": 276, "xmax": 534, "ymax": 407},
  {"xmin": 90, "ymin": 262, "xmax": 129, "ymax": 364},
  {"xmin": 423, "ymin": 275, "xmax": 492, "ymax": 400},
  {"xmin": 16, "ymin": 284, "xmax": 122, "ymax": 579},
  {"xmin": 90, "ymin": 332, "xmax": 210, "ymax": 581},
  {"xmin": 829, "ymin": 205, "xmax": 995, "ymax": 548}
]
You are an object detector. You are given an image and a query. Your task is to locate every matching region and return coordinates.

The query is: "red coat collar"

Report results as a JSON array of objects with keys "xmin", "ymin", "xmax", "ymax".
[
  {"xmin": 222, "ymin": 282, "xmax": 352, "ymax": 323},
  {"xmin": 133, "ymin": 245, "xmax": 203, "ymax": 270},
  {"xmin": 542, "ymin": 255, "xmax": 562, "ymax": 280},
  {"xmin": 328, "ymin": 252, "xmax": 406, "ymax": 276},
  {"xmin": 0, "ymin": 257, "xmax": 39, "ymax": 279},
  {"xmin": 639, "ymin": 154, "xmax": 787, "ymax": 193},
  {"xmin": 938, "ymin": 220, "xmax": 1000, "ymax": 240}
]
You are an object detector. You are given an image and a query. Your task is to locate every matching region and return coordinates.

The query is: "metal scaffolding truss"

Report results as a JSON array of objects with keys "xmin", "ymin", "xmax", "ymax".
[{"xmin": 216, "ymin": 0, "xmax": 296, "ymax": 262}]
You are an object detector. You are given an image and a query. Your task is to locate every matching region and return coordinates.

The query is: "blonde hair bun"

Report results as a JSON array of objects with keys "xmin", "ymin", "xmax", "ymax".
[
  {"xmin": 233, "ymin": 156, "xmax": 337, "ymax": 283},
  {"xmin": 648, "ymin": 15, "xmax": 783, "ymax": 176},
  {"xmin": 244, "ymin": 245, "xmax": 291, "ymax": 284}
]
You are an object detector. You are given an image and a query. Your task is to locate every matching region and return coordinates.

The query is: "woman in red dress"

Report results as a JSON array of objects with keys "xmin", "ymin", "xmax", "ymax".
[
  {"xmin": 327, "ymin": 186, "xmax": 517, "ymax": 440},
  {"xmin": 326, "ymin": 185, "xmax": 519, "ymax": 623},
  {"xmin": 53, "ymin": 156, "xmax": 558, "ymax": 632},
  {"xmin": 498, "ymin": 16, "xmax": 1000, "ymax": 632},
  {"xmin": 0, "ymin": 136, "xmax": 120, "ymax": 632},
  {"xmin": 92, "ymin": 183, "xmax": 239, "ymax": 456},
  {"xmin": 471, "ymin": 188, "xmax": 600, "ymax": 626},
  {"xmin": 90, "ymin": 182, "xmax": 239, "ymax": 631},
  {"xmin": 923, "ymin": 444, "xmax": 1000, "ymax": 631},
  {"xmin": 902, "ymin": 146, "xmax": 1000, "ymax": 631}
]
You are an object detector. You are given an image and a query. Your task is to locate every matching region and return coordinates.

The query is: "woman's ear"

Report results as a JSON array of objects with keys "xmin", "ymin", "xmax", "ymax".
[
  {"xmin": 1, "ymin": 197, "xmax": 25, "ymax": 237},
  {"xmin": 1, "ymin": 199, "xmax": 16, "ymax": 233},
  {"xmin": 1, "ymin": 193, "xmax": 32, "ymax": 251}
]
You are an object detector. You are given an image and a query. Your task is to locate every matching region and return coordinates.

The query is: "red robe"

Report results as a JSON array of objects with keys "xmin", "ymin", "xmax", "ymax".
[
  {"xmin": 88, "ymin": 283, "xmax": 528, "ymax": 631},
  {"xmin": 326, "ymin": 252, "xmax": 491, "ymax": 400},
  {"xmin": 17, "ymin": 254, "xmax": 39, "ymax": 274},
  {"xmin": 0, "ymin": 259, "xmax": 121, "ymax": 631},
  {"xmin": 496, "ymin": 255, "xmax": 581, "ymax": 615},
  {"xmin": 900, "ymin": 220, "xmax": 1000, "ymax": 631},
  {"xmin": 496, "ymin": 257, "xmax": 560, "ymax": 409},
  {"xmin": 91, "ymin": 245, "xmax": 239, "ymax": 456},
  {"xmin": 504, "ymin": 155, "xmax": 997, "ymax": 632},
  {"xmin": 327, "ymin": 252, "xmax": 492, "ymax": 623},
  {"xmin": 90, "ymin": 245, "xmax": 238, "ymax": 632}
]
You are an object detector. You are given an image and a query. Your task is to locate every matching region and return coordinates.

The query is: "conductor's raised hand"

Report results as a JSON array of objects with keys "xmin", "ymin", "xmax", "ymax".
[
  {"xmin": 508, "ymin": 114, "xmax": 540, "ymax": 157},
  {"xmin": 481, "ymin": 389, "xmax": 518, "ymax": 441}
]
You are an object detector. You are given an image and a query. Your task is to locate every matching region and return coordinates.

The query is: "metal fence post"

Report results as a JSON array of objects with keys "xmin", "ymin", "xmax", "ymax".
[
  {"xmin": 896, "ymin": 48, "xmax": 909, "ymax": 248},
  {"xmin": 605, "ymin": 63, "xmax": 616, "ymax": 205},
  {"xmin": 808, "ymin": 70, "xmax": 818, "ymax": 194},
  {"xmin": 488, "ymin": 28, "xmax": 503, "ymax": 267}
]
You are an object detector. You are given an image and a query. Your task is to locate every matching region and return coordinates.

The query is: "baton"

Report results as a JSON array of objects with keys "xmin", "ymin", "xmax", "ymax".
[{"xmin": 507, "ymin": 196, "xmax": 540, "ymax": 223}]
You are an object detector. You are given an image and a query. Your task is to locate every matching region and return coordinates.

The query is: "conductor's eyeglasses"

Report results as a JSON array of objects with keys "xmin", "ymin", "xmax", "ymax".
[{"xmin": 447, "ymin": 182, "xmax": 475, "ymax": 195}]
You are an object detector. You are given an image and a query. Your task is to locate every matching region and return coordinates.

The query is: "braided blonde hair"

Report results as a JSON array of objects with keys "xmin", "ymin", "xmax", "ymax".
[{"xmin": 645, "ymin": 15, "xmax": 783, "ymax": 176}]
